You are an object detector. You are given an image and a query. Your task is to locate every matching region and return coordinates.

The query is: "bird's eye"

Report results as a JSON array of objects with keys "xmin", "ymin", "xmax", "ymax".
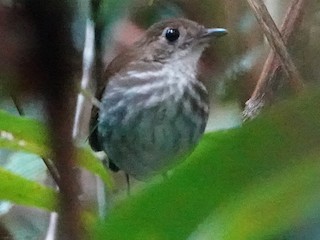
[{"xmin": 165, "ymin": 28, "xmax": 180, "ymax": 42}]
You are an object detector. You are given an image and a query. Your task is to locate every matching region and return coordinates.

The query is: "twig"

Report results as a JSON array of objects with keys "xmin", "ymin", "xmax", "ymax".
[
  {"xmin": 72, "ymin": 20, "xmax": 96, "ymax": 140},
  {"xmin": 10, "ymin": 95, "xmax": 25, "ymax": 116},
  {"xmin": 80, "ymin": 87, "xmax": 101, "ymax": 109},
  {"xmin": 90, "ymin": 0, "xmax": 104, "ymax": 96},
  {"xmin": 89, "ymin": 0, "xmax": 109, "ymax": 218},
  {"xmin": 247, "ymin": 0, "xmax": 304, "ymax": 90},
  {"xmin": 244, "ymin": 0, "xmax": 306, "ymax": 120},
  {"xmin": 41, "ymin": 157, "xmax": 61, "ymax": 187}
]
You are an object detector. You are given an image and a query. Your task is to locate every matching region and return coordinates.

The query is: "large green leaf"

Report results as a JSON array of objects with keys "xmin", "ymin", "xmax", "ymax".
[
  {"xmin": 0, "ymin": 167, "xmax": 57, "ymax": 211},
  {"xmin": 189, "ymin": 156, "xmax": 320, "ymax": 240},
  {"xmin": 93, "ymin": 90, "xmax": 320, "ymax": 239},
  {"xmin": 0, "ymin": 110, "xmax": 112, "ymax": 188}
]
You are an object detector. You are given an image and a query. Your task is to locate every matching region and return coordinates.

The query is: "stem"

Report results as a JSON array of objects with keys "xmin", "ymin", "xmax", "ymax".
[
  {"xmin": 244, "ymin": 0, "xmax": 307, "ymax": 120},
  {"xmin": 25, "ymin": 1, "xmax": 83, "ymax": 239}
]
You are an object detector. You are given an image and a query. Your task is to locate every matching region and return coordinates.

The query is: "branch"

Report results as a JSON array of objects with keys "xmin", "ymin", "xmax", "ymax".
[
  {"xmin": 25, "ymin": 1, "xmax": 83, "ymax": 239},
  {"xmin": 243, "ymin": 0, "xmax": 307, "ymax": 120}
]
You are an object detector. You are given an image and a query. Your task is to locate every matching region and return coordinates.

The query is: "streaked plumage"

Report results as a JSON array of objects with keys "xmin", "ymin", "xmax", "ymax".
[{"xmin": 89, "ymin": 18, "xmax": 227, "ymax": 179}]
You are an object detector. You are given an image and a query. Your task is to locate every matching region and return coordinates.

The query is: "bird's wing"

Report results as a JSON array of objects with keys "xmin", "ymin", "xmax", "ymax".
[{"xmin": 88, "ymin": 48, "xmax": 140, "ymax": 151}]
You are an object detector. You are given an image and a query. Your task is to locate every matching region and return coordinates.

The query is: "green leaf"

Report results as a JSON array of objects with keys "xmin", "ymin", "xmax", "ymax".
[
  {"xmin": 0, "ymin": 110, "xmax": 112, "ymax": 188},
  {"xmin": 94, "ymin": 90, "xmax": 320, "ymax": 239},
  {"xmin": 0, "ymin": 110, "xmax": 49, "ymax": 157},
  {"xmin": 189, "ymin": 156, "xmax": 320, "ymax": 240},
  {"xmin": 0, "ymin": 167, "xmax": 57, "ymax": 211},
  {"xmin": 78, "ymin": 147, "xmax": 114, "ymax": 189}
]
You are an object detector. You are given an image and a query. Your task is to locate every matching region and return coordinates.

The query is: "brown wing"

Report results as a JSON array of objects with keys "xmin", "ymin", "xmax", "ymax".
[{"xmin": 88, "ymin": 47, "xmax": 139, "ymax": 151}]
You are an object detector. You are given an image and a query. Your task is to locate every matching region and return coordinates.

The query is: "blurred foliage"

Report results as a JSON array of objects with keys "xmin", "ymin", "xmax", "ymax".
[
  {"xmin": 0, "ymin": 152, "xmax": 48, "ymax": 215},
  {"xmin": 2, "ymin": 89, "xmax": 320, "ymax": 239},
  {"xmin": 0, "ymin": 167, "xmax": 57, "ymax": 212},
  {"xmin": 1, "ymin": 0, "xmax": 320, "ymax": 239},
  {"xmin": 0, "ymin": 110, "xmax": 113, "ymax": 188},
  {"xmin": 93, "ymin": 89, "xmax": 320, "ymax": 239}
]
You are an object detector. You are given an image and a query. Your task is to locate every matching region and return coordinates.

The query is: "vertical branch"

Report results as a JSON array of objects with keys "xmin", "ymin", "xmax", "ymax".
[
  {"xmin": 89, "ymin": 0, "xmax": 109, "ymax": 217},
  {"xmin": 90, "ymin": 0, "xmax": 104, "ymax": 91},
  {"xmin": 72, "ymin": 20, "xmax": 95, "ymax": 140},
  {"xmin": 25, "ymin": 1, "xmax": 83, "ymax": 239},
  {"xmin": 243, "ymin": 0, "xmax": 307, "ymax": 120}
]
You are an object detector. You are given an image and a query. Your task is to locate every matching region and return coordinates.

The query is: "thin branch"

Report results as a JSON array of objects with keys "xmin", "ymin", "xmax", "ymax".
[
  {"xmin": 91, "ymin": 0, "xmax": 105, "ymax": 97},
  {"xmin": 247, "ymin": 0, "xmax": 304, "ymax": 90},
  {"xmin": 41, "ymin": 157, "xmax": 61, "ymax": 187},
  {"xmin": 89, "ymin": 0, "xmax": 109, "ymax": 218},
  {"xmin": 10, "ymin": 95, "xmax": 25, "ymax": 116},
  {"xmin": 80, "ymin": 87, "xmax": 101, "ymax": 109},
  {"xmin": 244, "ymin": 0, "xmax": 306, "ymax": 120},
  {"xmin": 72, "ymin": 20, "xmax": 96, "ymax": 140}
]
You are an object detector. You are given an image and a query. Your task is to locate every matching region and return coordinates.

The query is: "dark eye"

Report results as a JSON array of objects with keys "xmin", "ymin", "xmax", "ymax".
[{"xmin": 165, "ymin": 28, "xmax": 180, "ymax": 42}]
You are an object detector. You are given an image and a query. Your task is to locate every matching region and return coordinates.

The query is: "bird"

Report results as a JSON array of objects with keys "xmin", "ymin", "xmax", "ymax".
[{"xmin": 89, "ymin": 18, "xmax": 227, "ymax": 180}]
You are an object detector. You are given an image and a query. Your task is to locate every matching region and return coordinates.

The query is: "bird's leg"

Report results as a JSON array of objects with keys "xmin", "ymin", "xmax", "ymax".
[{"xmin": 125, "ymin": 173, "xmax": 131, "ymax": 196}]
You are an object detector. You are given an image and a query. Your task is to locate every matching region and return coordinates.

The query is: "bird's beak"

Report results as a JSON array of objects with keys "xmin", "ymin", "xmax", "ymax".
[{"xmin": 202, "ymin": 28, "xmax": 228, "ymax": 38}]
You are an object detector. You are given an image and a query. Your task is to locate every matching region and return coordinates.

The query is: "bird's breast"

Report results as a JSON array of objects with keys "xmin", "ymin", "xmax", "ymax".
[{"xmin": 98, "ymin": 66, "xmax": 209, "ymax": 178}]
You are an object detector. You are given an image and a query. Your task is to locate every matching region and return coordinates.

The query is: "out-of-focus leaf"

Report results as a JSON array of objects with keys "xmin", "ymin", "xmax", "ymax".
[
  {"xmin": 0, "ymin": 110, "xmax": 49, "ymax": 157},
  {"xmin": 0, "ymin": 110, "xmax": 112, "ymax": 188},
  {"xmin": 188, "ymin": 156, "xmax": 320, "ymax": 240},
  {"xmin": 94, "ymin": 0, "xmax": 131, "ymax": 25},
  {"xmin": 0, "ymin": 152, "xmax": 48, "ymax": 215},
  {"xmin": 93, "ymin": 90, "xmax": 320, "ymax": 240},
  {"xmin": 78, "ymin": 147, "xmax": 114, "ymax": 189},
  {"xmin": 0, "ymin": 167, "xmax": 57, "ymax": 211}
]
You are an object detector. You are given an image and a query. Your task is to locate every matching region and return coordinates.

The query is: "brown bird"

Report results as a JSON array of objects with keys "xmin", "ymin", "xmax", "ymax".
[{"xmin": 89, "ymin": 18, "xmax": 227, "ymax": 180}]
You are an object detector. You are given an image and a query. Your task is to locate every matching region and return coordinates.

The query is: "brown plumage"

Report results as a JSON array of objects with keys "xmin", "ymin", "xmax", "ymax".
[{"xmin": 89, "ymin": 18, "xmax": 227, "ymax": 179}]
